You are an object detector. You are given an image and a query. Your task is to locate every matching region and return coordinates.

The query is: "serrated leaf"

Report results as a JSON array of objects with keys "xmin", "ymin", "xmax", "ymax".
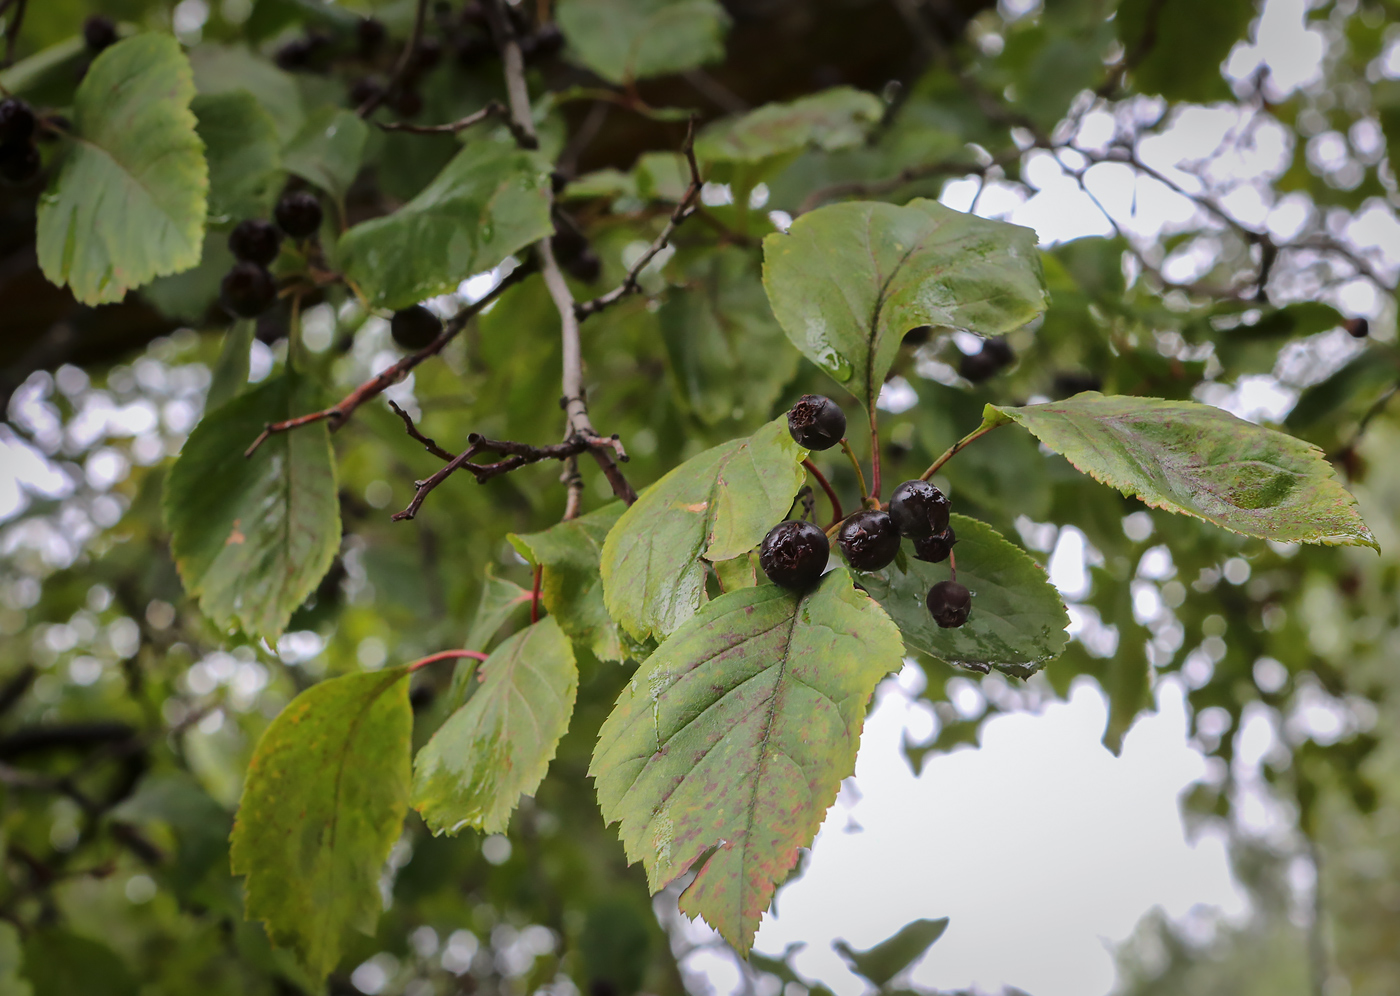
[
  {"xmin": 992, "ymin": 393, "xmax": 1378, "ymax": 550},
  {"xmin": 413, "ymin": 617, "xmax": 578, "ymax": 835},
  {"xmin": 164, "ymin": 374, "xmax": 341, "ymax": 641},
  {"xmin": 862, "ymin": 514, "xmax": 1069, "ymax": 677},
  {"xmin": 695, "ymin": 88, "xmax": 884, "ymax": 164},
  {"xmin": 37, "ymin": 35, "xmax": 208, "ymax": 305},
  {"xmin": 338, "ymin": 141, "xmax": 553, "ymax": 309},
  {"xmin": 193, "ymin": 90, "xmax": 282, "ymax": 224},
  {"xmin": 591, "ymin": 568, "xmax": 903, "ymax": 952},
  {"xmin": 762, "ymin": 199, "xmax": 1047, "ymax": 411},
  {"xmin": 283, "ymin": 106, "xmax": 370, "ymax": 204},
  {"xmin": 447, "ymin": 571, "xmax": 534, "ymax": 710},
  {"xmin": 231, "ymin": 669, "xmax": 412, "ymax": 981},
  {"xmin": 834, "ymin": 917, "xmax": 949, "ymax": 987},
  {"xmin": 556, "ymin": 0, "xmax": 730, "ymax": 85},
  {"xmin": 600, "ymin": 417, "xmax": 806, "ymax": 641},
  {"xmin": 659, "ymin": 247, "xmax": 799, "ymax": 426},
  {"xmin": 510, "ymin": 503, "xmax": 624, "ymax": 662}
]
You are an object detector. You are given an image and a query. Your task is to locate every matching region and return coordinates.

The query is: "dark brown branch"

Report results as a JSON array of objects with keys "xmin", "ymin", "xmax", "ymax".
[
  {"xmin": 376, "ymin": 100, "xmax": 506, "ymax": 134},
  {"xmin": 387, "ymin": 400, "xmax": 455, "ymax": 461},
  {"xmin": 357, "ymin": 0, "xmax": 429, "ymax": 118},
  {"xmin": 575, "ymin": 119, "xmax": 703, "ymax": 321},
  {"xmin": 0, "ymin": 722, "xmax": 137, "ymax": 760},
  {"xmin": 0, "ymin": 663, "xmax": 36, "ymax": 718},
  {"xmin": 803, "ymin": 459, "xmax": 844, "ymax": 527},
  {"xmin": 244, "ymin": 262, "xmax": 529, "ymax": 457},
  {"xmin": 3, "ymin": 0, "xmax": 28, "ymax": 67}
]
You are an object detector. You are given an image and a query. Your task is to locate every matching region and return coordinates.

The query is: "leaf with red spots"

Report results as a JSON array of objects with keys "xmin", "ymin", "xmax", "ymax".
[
  {"xmin": 989, "ymin": 394, "xmax": 1377, "ymax": 550},
  {"xmin": 230, "ymin": 668, "xmax": 412, "ymax": 982},
  {"xmin": 590, "ymin": 567, "xmax": 903, "ymax": 952}
]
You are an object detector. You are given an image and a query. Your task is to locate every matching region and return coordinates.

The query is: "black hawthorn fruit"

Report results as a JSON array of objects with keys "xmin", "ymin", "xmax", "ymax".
[
  {"xmin": 228, "ymin": 219, "xmax": 283, "ymax": 266},
  {"xmin": 357, "ymin": 17, "xmax": 387, "ymax": 55},
  {"xmin": 960, "ymin": 336, "xmax": 1014, "ymax": 383},
  {"xmin": 408, "ymin": 37, "xmax": 444, "ymax": 75},
  {"xmin": 0, "ymin": 98, "xmax": 35, "ymax": 144},
  {"xmin": 837, "ymin": 509, "xmax": 901, "ymax": 572},
  {"xmin": 0, "ymin": 142, "xmax": 40, "ymax": 185},
  {"xmin": 460, "ymin": 0, "xmax": 488, "ymax": 28},
  {"xmin": 759, "ymin": 520, "xmax": 829, "ymax": 590},
  {"xmin": 274, "ymin": 38, "xmax": 313, "ymax": 70},
  {"xmin": 275, "ymin": 191, "xmax": 323, "ymax": 239},
  {"xmin": 255, "ymin": 313, "xmax": 287, "ymax": 345},
  {"xmin": 82, "ymin": 14, "xmax": 119, "ymax": 53},
  {"xmin": 391, "ymin": 305, "xmax": 442, "ymax": 350},
  {"xmin": 888, "ymin": 480, "xmax": 950, "ymax": 538},
  {"xmin": 912, "ymin": 526, "xmax": 957, "ymax": 564},
  {"xmin": 393, "ymin": 87, "xmax": 424, "ymax": 118},
  {"xmin": 787, "ymin": 394, "xmax": 845, "ymax": 450},
  {"xmin": 221, "ymin": 262, "xmax": 277, "ymax": 318},
  {"xmin": 531, "ymin": 24, "xmax": 565, "ymax": 58},
  {"xmin": 349, "ymin": 77, "xmax": 384, "ymax": 108},
  {"xmin": 1344, "ymin": 317, "xmax": 1369, "ymax": 339},
  {"xmin": 927, "ymin": 580, "xmax": 971, "ymax": 628},
  {"xmin": 1052, "ymin": 371, "xmax": 1102, "ymax": 398},
  {"xmin": 455, "ymin": 33, "xmax": 494, "ymax": 66},
  {"xmin": 567, "ymin": 248, "xmax": 601, "ymax": 283}
]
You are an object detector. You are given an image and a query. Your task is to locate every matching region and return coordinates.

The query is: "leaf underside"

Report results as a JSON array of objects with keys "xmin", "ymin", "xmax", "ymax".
[
  {"xmin": 992, "ymin": 394, "xmax": 1378, "ymax": 550},
  {"xmin": 591, "ymin": 568, "xmax": 904, "ymax": 952}
]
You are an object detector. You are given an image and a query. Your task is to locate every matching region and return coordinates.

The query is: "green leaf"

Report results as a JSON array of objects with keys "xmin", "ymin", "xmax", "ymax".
[
  {"xmin": 600, "ymin": 417, "xmax": 807, "ymax": 641},
  {"xmin": 713, "ymin": 551, "xmax": 761, "ymax": 592},
  {"xmin": 36, "ymin": 35, "xmax": 208, "ymax": 305},
  {"xmin": 338, "ymin": 142, "xmax": 553, "ymax": 310},
  {"xmin": 164, "ymin": 374, "xmax": 341, "ymax": 641},
  {"xmin": 206, "ymin": 322, "xmax": 254, "ymax": 412},
  {"xmin": 556, "ymin": 0, "xmax": 730, "ymax": 84},
  {"xmin": 1117, "ymin": 0, "xmax": 1254, "ymax": 103},
  {"xmin": 834, "ymin": 917, "xmax": 950, "ymax": 988},
  {"xmin": 510, "ymin": 503, "xmax": 625, "ymax": 662},
  {"xmin": 591, "ymin": 568, "xmax": 904, "ymax": 953},
  {"xmin": 660, "ymin": 247, "xmax": 800, "ymax": 426},
  {"xmin": 762, "ymin": 199, "xmax": 1047, "ymax": 410},
  {"xmin": 465, "ymin": 572, "xmax": 533, "ymax": 653},
  {"xmin": 0, "ymin": 923, "xmax": 32, "ymax": 996},
  {"xmin": 283, "ymin": 106, "xmax": 370, "ymax": 205},
  {"xmin": 861, "ymin": 514, "xmax": 1069, "ymax": 678},
  {"xmin": 189, "ymin": 44, "xmax": 305, "ymax": 144},
  {"xmin": 992, "ymin": 393, "xmax": 1378, "ymax": 550},
  {"xmin": 413, "ymin": 617, "xmax": 578, "ymax": 835},
  {"xmin": 230, "ymin": 668, "xmax": 413, "ymax": 982},
  {"xmin": 695, "ymin": 88, "xmax": 884, "ymax": 165},
  {"xmin": 193, "ymin": 90, "xmax": 282, "ymax": 224},
  {"xmin": 21, "ymin": 929, "xmax": 137, "ymax": 996}
]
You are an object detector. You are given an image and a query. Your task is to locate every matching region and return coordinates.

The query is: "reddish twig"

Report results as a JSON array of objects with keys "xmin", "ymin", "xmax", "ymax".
[
  {"xmin": 574, "ymin": 119, "xmax": 703, "ymax": 321},
  {"xmin": 868, "ymin": 397, "xmax": 882, "ymax": 502},
  {"xmin": 803, "ymin": 459, "xmax": 844, "ymax": 527},
  {"xmin": 530, "ymin": 565, "xmax": 542, "ymax": 623},
  {"xmin": 408, "ymin": 649, "xmax": 489, "ymax": 672},
  {"xmin": 244, "ymin": 264, "xmax": 528, "ymax": 457},
  {"xmin": 388, "ymin": 400, "xmax": 454, "ymax": 461}
]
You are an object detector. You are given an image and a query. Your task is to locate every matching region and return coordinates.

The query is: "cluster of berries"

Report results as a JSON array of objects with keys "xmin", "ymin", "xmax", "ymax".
[
  {"xmin": 220, "ymin": 192, "xmax": 324, "ymax": 318},
  {"xmin": 757, "ymin": 395, "xmax": 971, "ymax": 629}
]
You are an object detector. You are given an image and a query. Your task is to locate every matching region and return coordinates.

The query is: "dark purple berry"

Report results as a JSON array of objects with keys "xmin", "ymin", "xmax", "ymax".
[
  {"xmin": 275, "ymin": 191, "xmax": 323, "ymax": 239},
  {"xmin": 228, "ymin": 219, "xmax": 283, "ymax": 266},
  {"xmin": 392, "ymin": 87, "xmax": 424, "ymax": 118},
  {"xmin": 1344, "ymin": 317, "xmax": 1369, "ymax": 339},
  {"xmin": 567, "ymin": 248, "xmax": 601, "ymax": 283},
  {"xmin": 274, "ymin": 39, "xmax": 313, "ymax": 70},
  {"xmin": 912, "ymin": 527, "xmax": 957, "ymax": 564},
  {"xmin": 357, "ymin": 17, "xmax": 387, "ymax": 55},
  {"xmin": 391, "ymin": 305, "xmax": 442, "ymax": 349},
  {"xmin": 255, "ymin": 312, "xmax": 287, "ymax": 345},
  {"xmin": 221, "ymin": 262, "xmax": 277, "ymax": 318},
  {"xmin": 408, "ymin": 37, "xmax": 443, "ymax": 75},
  {"xmin": 759, "ymin": 520, "xmax": 830, "ymax": 590},
  {"xmin": 1052, "ymin": 371, "xmax": 1102, "ymax": 398},
  {"xmin": 455, "ymin": 32, "xmax": 494, "ymax": 65},
  {"xmin": 0, "ymin": 98, "xmax": 35, "ymax": 144},
  {"xmin": 837, "ymin": 509, "xmax": 901, "ymax": 572},
  {"xmin": 888, "ymin": 480, "xmax": 950, "ymax": 538},
  {"xmin": 349, "ymin": 77, "xmax": 384, "ymax": 108},
  {"xmin": 960, "ymin": 336, "xmax": 1014, "ymax": 383},
  {"xmin": 927, "ymin": 580, "xmax": 971, "ymax": 628},
  {"xmin": 82, "ymin": 14, "xmax": 118, "ymax": 53},
  {"xmin": 460, "ymin": 1, "xmax": 488, "ymax": 28},
  {"xmin": 530, "ymin": 24, "xmax": 564, "ymax": 58},
  {"xmin": 0, "ymin": 142, "xmax": 40, "ymax": 185},
  {"xmin": 787, "ymin": 394, "xmax": 845, "ymax": 451}
]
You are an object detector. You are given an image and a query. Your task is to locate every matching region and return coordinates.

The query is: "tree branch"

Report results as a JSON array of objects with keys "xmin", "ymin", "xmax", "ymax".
[
  {"xmin": 357, "ymin": 0, "xmax": 429, "ymax": 118},
  {"xmin": 376, "ymin": 100, "xmax": 506, "ymax": 134}
]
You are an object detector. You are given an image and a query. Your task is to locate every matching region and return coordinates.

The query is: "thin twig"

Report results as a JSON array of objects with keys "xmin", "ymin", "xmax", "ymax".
[
  {"xmin": 3, "ymin": 0, "xmax": 27, "ymax": 68},
  {"xmin": 839, "ymin": 438, "xmax": 868, "ymax": 504},
  {"xmin": 575, "ymin": 118, "xmax": 703, "ymax": 320},
  {"xmin": 377, "ymin": 100, "xmax": 506, "ymax": 134},
  {"xmin": 530, "ymin": 566, "xmax": 542, "ymax": 624},
  {"xmin": 388, "ymin": 400, "xmax": 455, "ymax": 460},
  {"xmin": 244, "ymin": 264, "xmax": 528, "ymax": 457},
  {"xmin": 803, "ymin": 459, "xmax": 843, "ymax": 527},
  {"xmin": 408, "ymin": 649, "xmax": 489, "ymax": 672},
  {"xmin": 358, "ymin": 0, "xmax": 429, "ymax": 118},
  {"xmin": 919, "ymin": 421, "xmax": 1003, "ymax": 481}
]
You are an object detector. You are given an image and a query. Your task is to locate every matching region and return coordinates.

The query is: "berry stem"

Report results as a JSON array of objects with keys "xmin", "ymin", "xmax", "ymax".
[
  {"xmin": 530, "ymin": 565, "xmax": 543, "ymax": 623},
  {"xmin": 802, "ymin": 459, "xmax": 844, "ymax": 527},
  {"xmin": 839, "ymin": 439, "xmax": 868, "ymax": 503},
  {"xmin": 948, "ymin": 550, "xmax": 957, "ymax": 583},
  {"xmin": 918, "ymin": 421, "xmax": 1004, "ymax": 482},
  {"xmin": 408, "ymin": 649, "xmax": 489, "ymax": 672},
  {"xmin": 868, "ymin": 397, "xmax": 882, "ymax": 501}
]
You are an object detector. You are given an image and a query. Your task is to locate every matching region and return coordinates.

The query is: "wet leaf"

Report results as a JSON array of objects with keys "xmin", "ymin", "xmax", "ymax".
[{"xmin": 511, "ymin": 503, "xmax": 625, "ymax": 661}]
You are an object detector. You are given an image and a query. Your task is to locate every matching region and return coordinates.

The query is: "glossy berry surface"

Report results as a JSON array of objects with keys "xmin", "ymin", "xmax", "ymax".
[
  {"xmin": 83, "ymin": 15, "xmax": 118, "ymax": 52},
  {"xmin": 0, "ymin": 142, "xmax": 40, "ymax": 185},
  {"xmin": 275, "ymin": 191, "xmax": 323, "ymax": 239},
  {"xmin": 391, "ymin": 305, "xmax": 442, "ymax": 350},
  {"xmin": 888, "ymin": 480, "xmax": 950, "ymax": 538},
  {"xmin": 221, "ymin": 262, "xmax": 277, "ymax": 318},
  {"xmin": 228, "ymin": 219, "xmax": 282, "ymax": 266},
  {"xmin": 927, "ymin": 580, "xmax": 971, "ymax": 628},
  {"xmin": 912, "ymin": 527, "xmax": 957, "ymax": 564},
  {"xmin": 759, "ymin": 520, "xmax": 829, "ymax": 591},
  {"xmin": 787, "ymin": 394, "xmax": 845, "ymax": 451},
  {"xmin": 837, "ymin": 509, "xmax": 901, "ymax": 572},
  {"xmin": 0, "ymin": 98, "xmax": 35, "ymax": 144}
]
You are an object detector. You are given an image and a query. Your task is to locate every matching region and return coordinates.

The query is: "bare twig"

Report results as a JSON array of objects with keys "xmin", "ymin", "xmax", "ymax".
[
  {"xmin": 803, "ymin": 459, "xmax": 843, "ymax": 527},
  {"xmin": 388, "ymin": 400, "xmax": 455, "ymax": 461},
  {"xmin": 357, "ymin": 0, "xmax": 429, "ymax": 118},
  {"xmin": 919, "ymin": 420, "xmax": 1003, "ymax": 482},
  {"xmin": 575, "ymin": 119, "xmax": 703, "ymax": 320},
  {"xmin": 408, "ymin": 649, "xmax": 488, "ymax": 672},
  {"xmin": 244, "ymin": 263, "xmax": 528, "ymax": 457},
  {"xmin": 377, "ymin": 100, "xmax": 507, "ymax": 134},
  {"xmin": 3, "ymin": 0, "xmax": 27, "ymax": 67}
]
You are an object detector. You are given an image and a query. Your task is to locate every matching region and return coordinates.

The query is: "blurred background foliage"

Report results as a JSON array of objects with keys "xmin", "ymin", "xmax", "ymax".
[{"xmin": 0, "ymin": 0, "xmax": 1398, "ymax": 993}]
